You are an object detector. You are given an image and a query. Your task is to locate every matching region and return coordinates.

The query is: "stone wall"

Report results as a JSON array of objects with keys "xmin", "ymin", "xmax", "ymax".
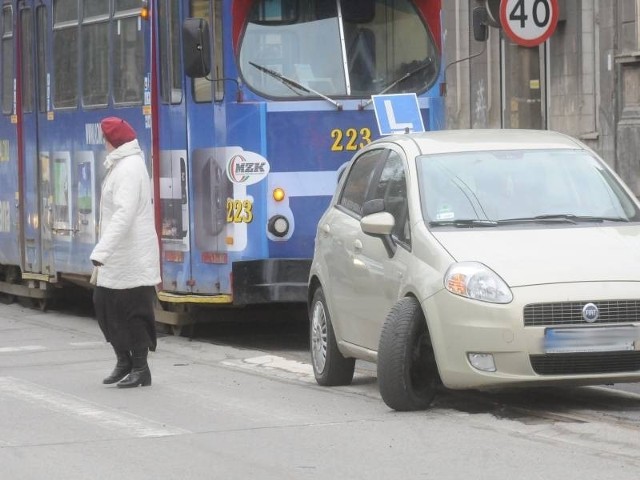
[{"xmin": 443, "ymin": 0, "xmax": 640, "ymax": 196}]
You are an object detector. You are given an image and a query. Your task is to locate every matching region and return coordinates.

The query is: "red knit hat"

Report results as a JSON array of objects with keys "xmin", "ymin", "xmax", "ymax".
[{"xmin": 101, "ymin": 117, "xmax": 136, "ymax": 148}]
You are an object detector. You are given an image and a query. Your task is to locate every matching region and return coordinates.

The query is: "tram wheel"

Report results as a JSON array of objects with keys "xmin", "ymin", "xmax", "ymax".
[
  {"xmin": 17, "ymin": 296, "xmax": 38, "ymax": 309},
  {"xmin": 0, "ymin": 266, "xmax": 19, "ymax": 304},
  {"xmin": 0, "ymin": 293, "xmax": 15, "ymax": 305},
  {"xmin": 37, "ymin": 298, "xmax": 49, "ymax": 312}
]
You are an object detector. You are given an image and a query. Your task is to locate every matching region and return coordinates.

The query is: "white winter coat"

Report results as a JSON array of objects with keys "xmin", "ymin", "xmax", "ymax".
[{"xmin": 90, "ymin": 139, "xmax": 161, "ymax": 289}]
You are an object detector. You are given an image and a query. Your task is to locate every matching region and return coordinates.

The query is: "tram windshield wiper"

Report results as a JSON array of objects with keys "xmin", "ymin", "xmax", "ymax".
[
  {"xmin": 359, "ymin": 58, "xmax": 433, "ymax": 110},
  {"xmin": 248, "ymin": 62, "xmax": 342, "ymax": 110}
]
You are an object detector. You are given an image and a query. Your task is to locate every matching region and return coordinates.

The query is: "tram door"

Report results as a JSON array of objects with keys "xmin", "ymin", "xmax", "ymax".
[
  {"xmin": 184, "ymin": 0, "xmax": 230, "ymax": 295},
  {"xmin": 156, "ymin": 0, "xmax": 193, "ymax": 293},
  {"xmin": 17, "ymin": 1, "xmax": 52, "ymax": 276},
  {"xmin": 0, "ymin": 4, "xmax": 21, "ymax": 270}
]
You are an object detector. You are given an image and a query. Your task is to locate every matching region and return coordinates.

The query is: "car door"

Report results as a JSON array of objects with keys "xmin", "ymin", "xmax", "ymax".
[
  {"xmin": 319, "ymin": 148, "xmax": 386, "ymax": 345},
  {"xmin": 349, "ymin": 148, "xmax": 411, "ymax": 350}
]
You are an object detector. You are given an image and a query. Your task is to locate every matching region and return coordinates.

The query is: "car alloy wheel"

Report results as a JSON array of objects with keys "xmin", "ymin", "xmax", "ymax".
[
  {"xmin": 311, "ymin": 298, "xmax": 328, "ymax": 374},
  {"xmin": 308, "ymin": 287, "xmax": 355, "ymax": 386}
]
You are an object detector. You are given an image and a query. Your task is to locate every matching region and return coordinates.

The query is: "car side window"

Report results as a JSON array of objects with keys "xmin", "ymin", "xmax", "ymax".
[
  {"xmin": 371, "ymin": 151, "xmax": 410, "ymax": 245},
  {"xmin": 338, "ymin": 149, "xmax": 385, "ymax": 216}
]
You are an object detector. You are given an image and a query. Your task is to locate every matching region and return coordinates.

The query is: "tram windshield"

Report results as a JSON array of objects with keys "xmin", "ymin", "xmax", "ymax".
[{"xmin": 238, "ymin": 0, "xmax": 439, "ymax": 99}]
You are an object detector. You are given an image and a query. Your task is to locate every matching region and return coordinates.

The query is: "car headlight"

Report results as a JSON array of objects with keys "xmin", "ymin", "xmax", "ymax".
[{"xmin": 444, "ymin": 262, "xmax": 513, "ymax": 304}]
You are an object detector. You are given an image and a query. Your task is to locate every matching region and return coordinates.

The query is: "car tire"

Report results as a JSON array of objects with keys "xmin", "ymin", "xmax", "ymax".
[
  {"xmin": 309, "ymin": 286, "xmax": 355, "ymax": 386},
  {"xmin": 377, "ymin": 297, "xmax": 440, "ymax": 411}
]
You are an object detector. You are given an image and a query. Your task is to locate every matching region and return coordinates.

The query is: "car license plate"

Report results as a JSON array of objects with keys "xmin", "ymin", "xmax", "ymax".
[{"xmin": 544, "ymin": 326, "xmax": 639, "ymax": 354}]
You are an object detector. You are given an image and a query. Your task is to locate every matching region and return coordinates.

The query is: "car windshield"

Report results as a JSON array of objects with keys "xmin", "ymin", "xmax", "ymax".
[{"xmin": 416, "ymin": 149, "xmax": 640, "ymax": 226}]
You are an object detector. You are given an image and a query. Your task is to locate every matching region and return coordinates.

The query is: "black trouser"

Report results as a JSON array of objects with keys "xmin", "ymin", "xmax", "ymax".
[{"xmin": 93, "ymin": 285, "xmax": 157, "ymax": 352}]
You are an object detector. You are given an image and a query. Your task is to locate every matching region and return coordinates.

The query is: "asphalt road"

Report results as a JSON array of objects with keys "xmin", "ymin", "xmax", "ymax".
[{"xmin": 2, "ymin": 300, "xmax": 640, "ymax": 479}]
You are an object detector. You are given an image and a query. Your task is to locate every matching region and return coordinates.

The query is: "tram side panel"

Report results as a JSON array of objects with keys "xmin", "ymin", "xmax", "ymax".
[
  {"xmin": 0, "ymin": 2, "xmax": 19, "ymax": 281},
  {"xmin": 187, "ymin": 102, "xmax": 267, "ymax": 298},
  {"xmin": 36, "ymin": 114, "xmax": 150, "ymax": 278}
]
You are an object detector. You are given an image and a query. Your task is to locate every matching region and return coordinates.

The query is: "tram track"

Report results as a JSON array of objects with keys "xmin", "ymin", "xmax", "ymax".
[
  {"xmin": 216, "ymin": 341, "xmax": 640, "ymax": 434},
  {"xmin": 436, "ymin": 384, "xmax": 640, "ymax": 431}
]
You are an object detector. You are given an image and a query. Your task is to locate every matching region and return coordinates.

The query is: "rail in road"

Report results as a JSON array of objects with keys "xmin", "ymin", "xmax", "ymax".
[
  {"xmin": 220, "ymin": 351, "xmax": 640, "ymax": 424},
  {"xmin": 219, "ymin": 353, "xmax": 640, "ymax": 463}
]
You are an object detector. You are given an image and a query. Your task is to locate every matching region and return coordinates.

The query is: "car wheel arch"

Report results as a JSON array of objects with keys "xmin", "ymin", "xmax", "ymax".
[{"xmin": 307, "ymin": 275, "xmax": 322, "ymax": 308}]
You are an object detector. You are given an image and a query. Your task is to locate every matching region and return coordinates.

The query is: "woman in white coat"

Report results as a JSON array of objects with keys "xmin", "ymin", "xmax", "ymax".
[{"xmin": 91, "ymin": 117, "xmax": 161, "ymax": 388}]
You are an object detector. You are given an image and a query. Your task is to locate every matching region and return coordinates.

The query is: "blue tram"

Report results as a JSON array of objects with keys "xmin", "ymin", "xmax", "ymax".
[{"xmin": 0, "ymin": 0, "xmax": 444, "ymax": 317}]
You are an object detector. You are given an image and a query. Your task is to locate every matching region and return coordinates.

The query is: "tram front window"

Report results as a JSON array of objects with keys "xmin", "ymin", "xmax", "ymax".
[{"xmin": 238, "ymin": 0, "xmax": 438, "ymax": 99}]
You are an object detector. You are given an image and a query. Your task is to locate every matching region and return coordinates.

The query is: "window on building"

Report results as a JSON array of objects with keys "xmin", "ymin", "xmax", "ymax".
[{"xmin": 502, "ymin": 43, "xmax": 544, "ymax": 129}]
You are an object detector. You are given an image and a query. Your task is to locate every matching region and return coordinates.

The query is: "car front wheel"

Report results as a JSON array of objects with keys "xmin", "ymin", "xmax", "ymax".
[
  {"xmin": 377, "ymin": 297, "xmax": 440, "ymax": 411},
  {"xmin": 309, "ymin": 286, "xmax": 355, "ymax": 386}
]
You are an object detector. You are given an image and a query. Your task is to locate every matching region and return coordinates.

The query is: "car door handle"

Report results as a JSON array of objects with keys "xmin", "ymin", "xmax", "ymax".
[
  {"xmin": 353, "ymin": 239, "xmax": 363, "ymax": 251},
  {"xmin": 321, "ymin": 224, "xmax": 330, "ymax": 234}
]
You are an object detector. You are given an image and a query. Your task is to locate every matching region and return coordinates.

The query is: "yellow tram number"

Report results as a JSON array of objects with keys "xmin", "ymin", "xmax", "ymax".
[
  {"xmin": 330, "ymin": 127, "xmax": 372, "ymax": 151},
  {"xmin": 226, "ymin": 198, "xmax": 253, "ymax": 223}
]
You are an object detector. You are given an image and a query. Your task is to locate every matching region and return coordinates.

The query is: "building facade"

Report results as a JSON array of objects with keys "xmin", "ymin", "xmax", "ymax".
[{"xmin": 443, "ymin": 0, "xmax": 640, "ymax": 196}]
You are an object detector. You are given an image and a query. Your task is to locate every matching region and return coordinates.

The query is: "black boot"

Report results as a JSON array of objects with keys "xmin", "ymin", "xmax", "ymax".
[
  {"xmin": 117, "ymin": 348, "xmax": 152, "ymax": 388},
  {"xmin": 103, "ymin": 347, "xmax": 132, "ymax": 384}
]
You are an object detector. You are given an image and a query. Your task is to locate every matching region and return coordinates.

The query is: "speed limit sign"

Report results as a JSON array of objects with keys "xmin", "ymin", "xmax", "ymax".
[{"xmin": 500, "ymin": 0, "xmax": 559, "ymax": 47}]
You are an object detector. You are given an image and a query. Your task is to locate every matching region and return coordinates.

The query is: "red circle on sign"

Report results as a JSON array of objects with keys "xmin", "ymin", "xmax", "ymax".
[{"xmin": 500, "ymin": 0, "xmax": 559, "ymax": 47}]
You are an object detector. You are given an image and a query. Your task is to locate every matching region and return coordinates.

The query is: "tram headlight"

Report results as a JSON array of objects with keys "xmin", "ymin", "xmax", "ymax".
[{"xmin": 268, "ymin": 215, "xmax": 289, "ymax": 237}]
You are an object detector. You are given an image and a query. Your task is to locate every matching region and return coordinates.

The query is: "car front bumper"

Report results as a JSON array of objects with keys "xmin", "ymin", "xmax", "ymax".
[{"xmin": 423, "ymin": 282, "xmax": 640, "ymax": 390}]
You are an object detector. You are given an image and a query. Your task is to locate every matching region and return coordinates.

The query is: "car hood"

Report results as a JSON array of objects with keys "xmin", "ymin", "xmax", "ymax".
[{"xmin": 431, "ymin": 225, "xmax": 640, "ymax": 287}]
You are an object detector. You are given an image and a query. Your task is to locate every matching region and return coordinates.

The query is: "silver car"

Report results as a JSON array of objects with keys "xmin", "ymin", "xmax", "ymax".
[{"xmin": 308, "ymin": 129, "xmax": 640, "ymax": 411}]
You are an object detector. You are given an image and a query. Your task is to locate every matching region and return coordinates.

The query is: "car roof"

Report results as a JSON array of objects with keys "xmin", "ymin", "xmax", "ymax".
[{"xmin": 377, "ymin": 129, "xmax": 585, "ymax": 155}]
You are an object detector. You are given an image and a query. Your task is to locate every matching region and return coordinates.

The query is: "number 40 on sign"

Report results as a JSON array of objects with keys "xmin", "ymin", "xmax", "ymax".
[{"xmin": 500, "ymin": 0, "xmax": 559, "ymax": 47}]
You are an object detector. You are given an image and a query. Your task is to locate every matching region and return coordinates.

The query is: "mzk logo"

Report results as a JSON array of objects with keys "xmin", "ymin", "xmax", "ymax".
[
  {"xmin": 234, "ymin": 161, "xmax": 266, "ymax": 174},
  {"xmin": 226, "ymin": 152, "xmax": 270, "ymax": 186}
]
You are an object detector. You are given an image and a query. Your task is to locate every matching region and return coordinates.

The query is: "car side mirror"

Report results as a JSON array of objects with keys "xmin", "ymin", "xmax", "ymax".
[
  {"xmin": 361, "ymin": 211, "xmax": 394, "ymax": 235},
  {"xmin": 361, "ymin": 211, "xmax": 397, "ymax": 257},
  {"xmin": 183, "ymin": 17, "xmax": 211, "ymax": 78}
]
